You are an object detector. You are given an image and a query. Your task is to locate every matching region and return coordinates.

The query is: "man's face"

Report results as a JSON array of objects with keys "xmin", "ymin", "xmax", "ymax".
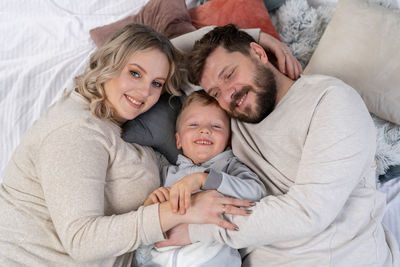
[{"xmin": 200, "ymin": 46, "xmax": 276, "ymax": 123}]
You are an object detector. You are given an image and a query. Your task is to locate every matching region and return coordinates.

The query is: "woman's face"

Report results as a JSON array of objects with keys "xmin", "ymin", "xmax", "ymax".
[{"xmin": 104, "ymin": 48, "xmax": 170, "ymax": 124}]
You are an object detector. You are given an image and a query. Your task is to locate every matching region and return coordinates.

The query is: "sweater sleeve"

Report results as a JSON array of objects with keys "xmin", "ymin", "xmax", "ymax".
[
  {"xmin": 202, "ymin": 157, "xmax": 267, "ymax": 201},
  {"xmin": 189, "ymin": 85, "xmax": 377, "ymax": 248},
  {"xmin": 38, "ymin": 124, "xmax": 165, "ymax": 262}
]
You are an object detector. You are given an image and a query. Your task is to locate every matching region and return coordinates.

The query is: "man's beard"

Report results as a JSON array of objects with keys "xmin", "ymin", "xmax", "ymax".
[{"xmin": 228, "ymin": 63, "xmax": 277, "ymax": 123}]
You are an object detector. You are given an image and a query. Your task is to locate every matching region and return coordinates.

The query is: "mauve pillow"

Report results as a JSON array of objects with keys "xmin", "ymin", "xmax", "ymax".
[
  {"xmin": 90, "ymin": 0, "xmax": 196, "ymax": 47},
  {"xmin": 189, "ymin": 0, "xmax": 281, "ymax": 41}
]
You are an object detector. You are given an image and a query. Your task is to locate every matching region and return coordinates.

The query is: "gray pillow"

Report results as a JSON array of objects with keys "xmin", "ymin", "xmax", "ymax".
[
  {"xmin": 379, "ymin": 165, "xmax": 400, "ymax": 183},
  {"xmin": 122, "ymin": 93, "xmax": 185, "ymax": 164},
  {"xmin": 263, "ymin": 0, "xmax": 287, "ymax": 12}
]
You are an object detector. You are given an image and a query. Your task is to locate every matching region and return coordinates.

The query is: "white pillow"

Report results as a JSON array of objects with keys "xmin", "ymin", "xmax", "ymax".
[{"xmin": 304, "ymin": 0, "xmax": 400, "ymax": 125}]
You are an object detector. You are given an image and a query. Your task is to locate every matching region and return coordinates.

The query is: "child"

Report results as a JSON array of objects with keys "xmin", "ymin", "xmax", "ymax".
[{"xmin": 135, "ymin": 91, "xmax": 267, "ymax": 267}]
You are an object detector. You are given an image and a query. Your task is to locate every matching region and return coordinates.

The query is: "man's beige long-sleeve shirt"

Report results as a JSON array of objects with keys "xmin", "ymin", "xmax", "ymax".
[{"xmin": 189, "ymin": 75, "xmax": 399, "ymax": 266}]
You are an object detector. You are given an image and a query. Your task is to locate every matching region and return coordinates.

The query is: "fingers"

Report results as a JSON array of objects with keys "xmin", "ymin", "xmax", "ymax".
[
  {"xmin": 222, "ymin": 204, "xmax": 253, "ymax": 216},
  {"xmin": 276, "ymin": 49, "xmax": 287, "ymax": 75},
  {"xmin": 296, "ymin": 59, "xmax": 303, "ymax": 76},
  {"xmin": 178, "ymin": 189, "xmax": 192, "ymax": 215},
  {"xmin": 275, "ymin": 45, "xmax": 303, "ymax": 80},
  {"xmin": 185, "ymin": 190, "xmax": 191, "ymax": 211},
  {"xmin": 146, "ymin": 187, "xmax": 170, "ymax": 207},
  {"xmin": 170, "ymin": 189, "xmax": 179, "ymax": 213},
  {"xmin": 215, "ymin": 217, "xmax": 240, "ymax": 231},
  {"xmin": 154, "ymin": 187, "xmax": 170, "ymax": 202},
  {"xmin": 170, "ymin": 186, "xmax": 190, "ymax": 214},
  {"xmin": 220, "ymin": 196, "xmax": 253, "ymax": 208},
  {"xmin": 179, "ymin": 189, "xmax": 185, "ymax": 215}
]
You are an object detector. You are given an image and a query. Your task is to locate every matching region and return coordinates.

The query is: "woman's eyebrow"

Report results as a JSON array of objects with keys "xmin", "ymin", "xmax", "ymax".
[{"xmin": 129, "ymin": 63, "xmax": 166, "ymax": 80}]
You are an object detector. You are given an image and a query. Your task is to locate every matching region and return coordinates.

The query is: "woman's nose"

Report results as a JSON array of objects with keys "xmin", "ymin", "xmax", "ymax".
[{"xmin": 138, "ymin": 83, "xmax": 152, "ymax": 98}]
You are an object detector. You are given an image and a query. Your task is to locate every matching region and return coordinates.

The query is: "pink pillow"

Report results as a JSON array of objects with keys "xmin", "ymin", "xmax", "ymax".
[
  {"xmin": 189, "ymin": 0, "xmax": 280, "ymax": 41},
  {"xmin": 90, "ymin": 0, "xmax": 196, "ymax": 47}
]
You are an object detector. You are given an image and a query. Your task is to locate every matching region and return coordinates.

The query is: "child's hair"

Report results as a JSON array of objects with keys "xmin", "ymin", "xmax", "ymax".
[{"xmin": 175, "ymin": 90, "xmax": 229, "ymax": 130}]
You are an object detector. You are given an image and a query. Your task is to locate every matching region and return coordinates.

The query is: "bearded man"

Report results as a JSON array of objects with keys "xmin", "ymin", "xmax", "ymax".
[{"xmin": 157, "ymin": 24, "xmax": 400, "ymax": 267}]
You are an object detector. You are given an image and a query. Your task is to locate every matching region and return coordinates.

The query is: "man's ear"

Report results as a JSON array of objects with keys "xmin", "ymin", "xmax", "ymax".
[
  {"xmin": 249, "ymin": 42, "xmax": 269, "ymax": 64},
  {"xmin": 175, "ymin": 132, "xmax": 182, "ymax": 149}
]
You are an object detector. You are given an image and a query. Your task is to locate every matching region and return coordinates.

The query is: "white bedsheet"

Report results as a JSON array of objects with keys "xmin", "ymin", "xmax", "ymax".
[
  {"xmin": 0, "ymin": 0, "xmax": 149, "ymax": 179},
  {"xmin": 1, "ymin": 0, "xmax": 399, "ymax": 251}
]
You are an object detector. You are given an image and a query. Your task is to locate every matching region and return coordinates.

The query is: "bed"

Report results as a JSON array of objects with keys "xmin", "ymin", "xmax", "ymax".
[{"xmin": 1, "ymin": 0, "xmax": 399, "ymax": 249}]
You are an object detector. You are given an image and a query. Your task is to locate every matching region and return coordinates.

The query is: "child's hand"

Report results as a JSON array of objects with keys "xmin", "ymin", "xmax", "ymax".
[
  {"xmin": 170, "ymin": 172, "xmax": 208, "ymax": 214},
  {"xmin": 144, "ymin": 187, "xmax": 171, "ymax": 206}
]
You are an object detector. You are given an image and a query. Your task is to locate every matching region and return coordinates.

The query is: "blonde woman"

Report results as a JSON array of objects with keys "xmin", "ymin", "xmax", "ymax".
[{"xmin": 0, "ymin": 24, "xmax": 251, "ymax": 266}]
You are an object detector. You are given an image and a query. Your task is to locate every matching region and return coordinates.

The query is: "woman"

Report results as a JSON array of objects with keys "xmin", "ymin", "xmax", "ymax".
[{"xmin": 0, "ymin": 23, "xmax": 300, "ymax": 266}]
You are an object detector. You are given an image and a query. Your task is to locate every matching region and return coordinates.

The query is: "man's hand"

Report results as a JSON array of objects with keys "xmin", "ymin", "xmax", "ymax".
[
  {"xmin": 144, "ymin": 187, "xmax": 170, "ymax": 206},
  {"xmin": 170, "ymin": 172, "xmax": 208, "ymax": 214}
]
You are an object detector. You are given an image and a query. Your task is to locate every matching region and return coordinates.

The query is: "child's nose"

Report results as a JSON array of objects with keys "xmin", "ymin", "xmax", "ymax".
[{"xmin": 199, "ymin": 126, "xmax": 211, "ymax": 135}]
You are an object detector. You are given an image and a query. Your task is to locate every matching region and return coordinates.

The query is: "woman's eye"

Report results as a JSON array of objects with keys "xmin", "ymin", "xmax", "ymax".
[
  {"xmin": 130, "ymin": 70, "xmax": 140, "ymax": 78},
  {"xmin": 152, "ymin": 81, "xmax": 163, "ymax": 88},
  {"xmin": 213, "ymin": 91, "xmax": 219, "ymax": 98}
]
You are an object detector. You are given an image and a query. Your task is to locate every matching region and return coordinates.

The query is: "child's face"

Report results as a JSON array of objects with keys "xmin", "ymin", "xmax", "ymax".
[{"xmin": 176, "ymin": 102, "xmax": 230, "ymax": 164}]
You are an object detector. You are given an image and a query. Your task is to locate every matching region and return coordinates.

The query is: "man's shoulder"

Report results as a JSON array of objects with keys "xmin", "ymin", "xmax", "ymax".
[
  {"xmin": 295, "ymin": 74, "xmax": 353, "ymax": 94},
  {"xmin": 290, "ymin": 74, "xmax": 361, "ymax": 107}
]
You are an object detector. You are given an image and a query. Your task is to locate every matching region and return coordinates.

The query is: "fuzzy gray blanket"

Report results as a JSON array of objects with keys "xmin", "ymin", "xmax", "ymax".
[{"xmin": 271, "ymin": 0, "xmax": 400, "ymax": 177}]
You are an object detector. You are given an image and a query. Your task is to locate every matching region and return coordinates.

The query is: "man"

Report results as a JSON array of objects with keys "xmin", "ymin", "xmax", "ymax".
[{"xmin": 160, "ymin": 25, "xmax": 399, "ymax": 266}]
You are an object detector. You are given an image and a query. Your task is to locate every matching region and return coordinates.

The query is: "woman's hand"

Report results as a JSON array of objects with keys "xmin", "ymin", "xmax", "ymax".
[
  {"xmin": 170, "ymin": 172, "xmax": 208, "ymax": 214},
  {"xmin": 183, "ymin": 190, "xmax": 253, "ymax": 230},
  {"xmin": 144, "ymin": 187, "xmax": 170, "ymax": 206},
  {"xmin": 159, "ymin": 190, "xmax": 253, "ymax": 232},
  {"xmin": 259, "ymin": 32, "xmax": 303, "ymax": 80}
]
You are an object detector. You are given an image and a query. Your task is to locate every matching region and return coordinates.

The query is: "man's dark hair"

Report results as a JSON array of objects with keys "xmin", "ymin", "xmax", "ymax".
[{"xmin": 187, "ymin": 24, "xmax": 256, "ymax": 85}]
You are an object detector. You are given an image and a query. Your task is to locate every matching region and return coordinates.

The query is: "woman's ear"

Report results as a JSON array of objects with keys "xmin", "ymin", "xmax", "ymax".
[
  {"xmin": 175, "ymin": 132, "xmax": 182, "ymax": 149},
  {"xmin": 249, "ymin": 42, "xmax": 269, "ymax": 64}
]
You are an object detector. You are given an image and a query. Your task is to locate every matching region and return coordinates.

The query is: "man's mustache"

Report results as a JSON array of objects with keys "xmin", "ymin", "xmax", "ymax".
[{"xmin": 229, "ymin": 86, "xmax": 252, "ymax": 112}]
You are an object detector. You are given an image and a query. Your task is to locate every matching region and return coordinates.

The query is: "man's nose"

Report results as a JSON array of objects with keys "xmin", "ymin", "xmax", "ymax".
[{"xmin": 220, "ymin": 87, "xmax": 236, "ymax": 109}]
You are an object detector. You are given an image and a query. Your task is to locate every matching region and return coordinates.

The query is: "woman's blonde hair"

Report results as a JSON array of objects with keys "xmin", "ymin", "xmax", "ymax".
[{"xmin": 74, "ymin": 23, "xmax": 182, "ymax": 120}]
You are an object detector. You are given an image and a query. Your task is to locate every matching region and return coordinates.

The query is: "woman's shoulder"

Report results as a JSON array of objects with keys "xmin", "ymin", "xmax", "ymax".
[{"xmin": 30, "ymin": 90, "xmax": 116, "ymax": 147}]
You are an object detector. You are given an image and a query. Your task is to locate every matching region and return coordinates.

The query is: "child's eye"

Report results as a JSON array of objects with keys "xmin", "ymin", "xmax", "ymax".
[
  {"xmin": 152, "ymin": 81, "xmax": 163, "ymax": 88},
  {"xmin": 212, "ymin": 125, "xmax": 222, "ymax": 129},
  {"xmin": 130, "ymin": 70, "xmax": 140, "ymax": 78},
  {"xmin": 189, "ymin": 123, "xmax": 198, "ymax": 127}
]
